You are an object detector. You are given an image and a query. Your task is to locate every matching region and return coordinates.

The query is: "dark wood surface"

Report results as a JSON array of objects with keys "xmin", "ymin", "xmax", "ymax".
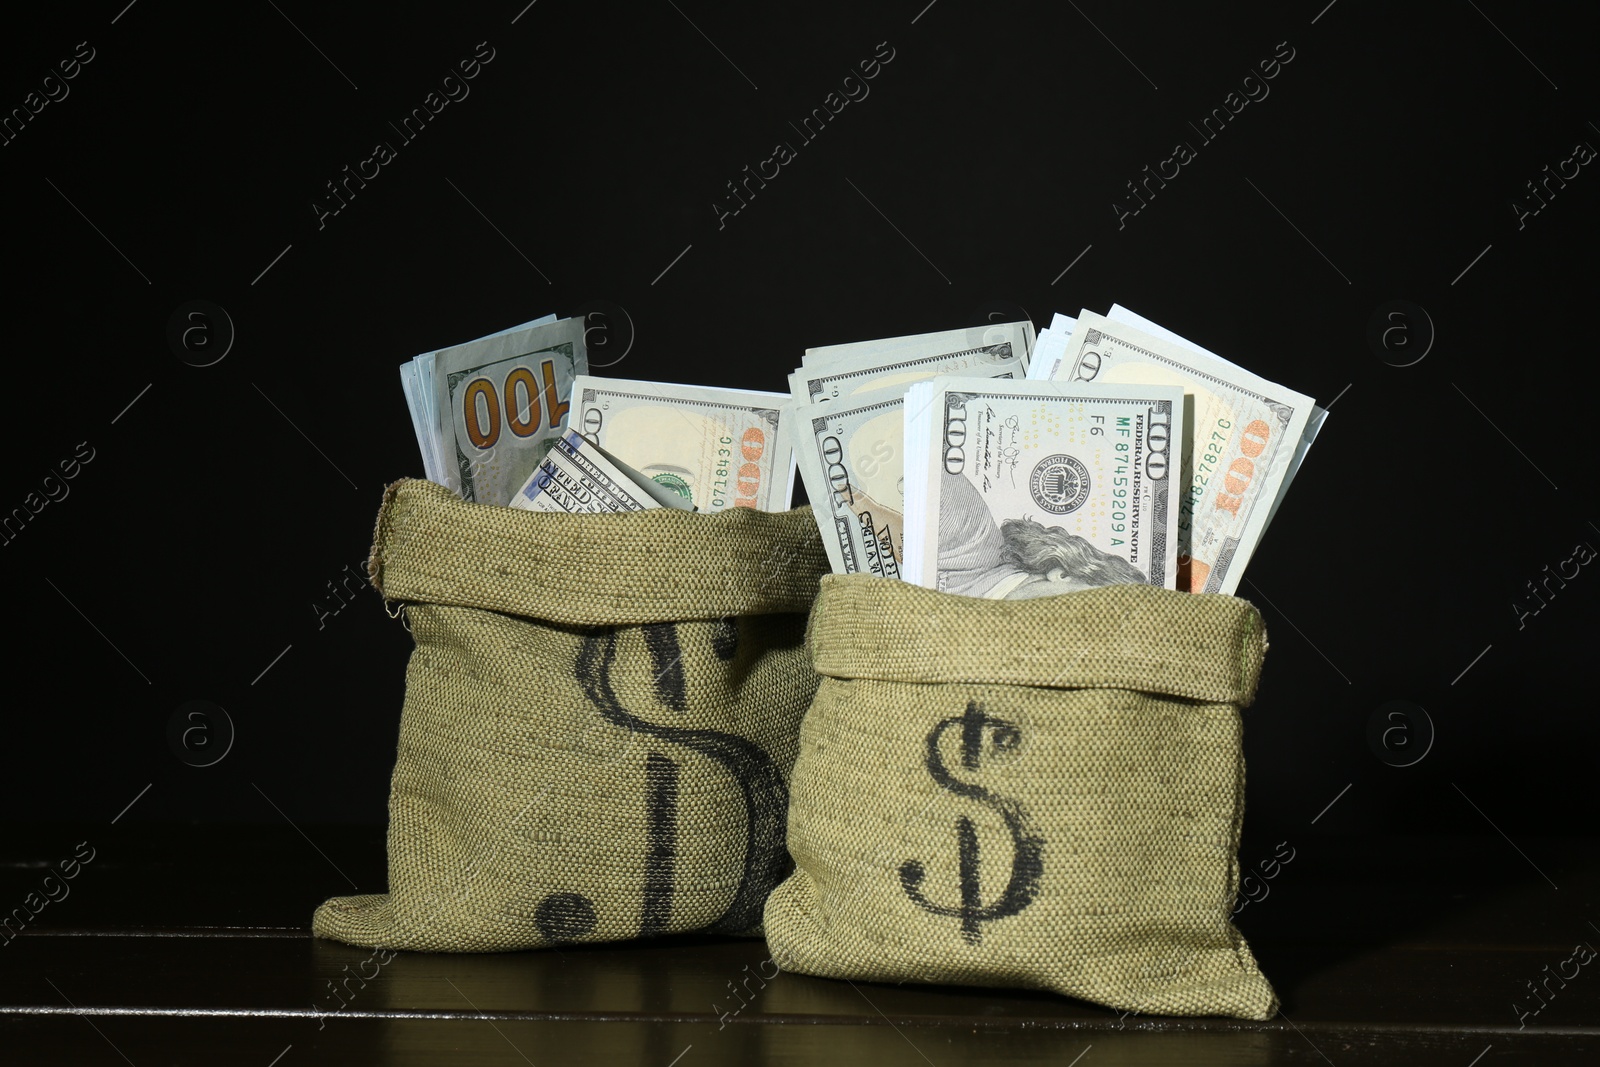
[{"xmin": 2, "ymin": 825, "xmax": 1596, "ymax": 1064}]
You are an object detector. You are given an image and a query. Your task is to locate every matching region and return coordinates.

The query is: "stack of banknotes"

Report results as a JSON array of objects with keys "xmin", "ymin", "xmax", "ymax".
[
  {"xmin": 401, "ymin": 317, "xmax": 795, "ymax": 514},
  {"xmin": 401, "ymin": 308, "xmax": 1322, "ymax": 596}
]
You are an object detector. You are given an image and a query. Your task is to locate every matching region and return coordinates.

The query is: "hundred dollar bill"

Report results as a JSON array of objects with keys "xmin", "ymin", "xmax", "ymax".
[
  {"xmin": 1106, "ymin": 304, "xmax": 1327, "ymax": 537},
  {"xmin": 902, "ymin": 377, "xmax": 1185, "ymax": 597},
  {"xmin": 1049, "ymin": 311, "xmax": 1314, "ymax": 594},
  {"xmin": 571, "ymin": 375, "xmax": 794, "ymax": 512},
  {"xmin": 511, "ymin": 430, "xmax": 694, "ymax": 514},
  {"xmin": 790, "ymin": 338, "xmax": 1027, "ymax": 407},
  {"xmin": 431, "ymin": 316, "xmax": 586, "ymax": 504},
  {"xmin": 401, "ymin": 314, "xmax": 557, "ymax": 486},
  {"xmin": 792, "ymin": 385, "xmax": 910, "ymax": 578}
]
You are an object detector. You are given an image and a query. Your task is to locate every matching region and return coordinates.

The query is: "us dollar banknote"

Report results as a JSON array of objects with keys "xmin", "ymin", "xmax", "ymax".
[
  {"xmin": 571, "ymin": 375, "xmax": 794, "ymax": 512},
  {"xmin": 1105, "ymin": 304, "xmax": 1327, "ymax": 539},
  {"xmin": 792, "ymin": 385, "xmax": 909, "ymax": 578},
  {"xmin": 401, "ymin": 313, "xmax": 559, "ymax": 486},
  {"xmin": 431, "ymin": 316, "xmax": 587, "ymax": 505},
  {"xmin": 1049, "ymin": 311, "xmax": 1314, "ymax": 594},
  {"xmin": 902, "ymin": 377, "xmax": 1186, "ymax": 597},
  {"xmin": 511, "ymin": 430, "xmax": 696, "ymax": 514},
  {"xmin": 791, "ymin": 322, "xmax": 1034, "ymax": 405}
]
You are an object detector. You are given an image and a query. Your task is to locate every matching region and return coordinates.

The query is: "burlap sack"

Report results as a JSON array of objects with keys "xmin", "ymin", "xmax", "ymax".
[
  {"xmin": 314, "ymin": 479, "xmax": 828, "ymax": 952},
  {"xmin": 764, "ymin": 574, "xmax": 1277, "ymax": 1019}
]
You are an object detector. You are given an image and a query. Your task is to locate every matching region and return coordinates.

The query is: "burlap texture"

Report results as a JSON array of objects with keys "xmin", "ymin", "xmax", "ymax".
[
  {"xmin": 314, "ymin": 479, "xmax": 828, "ymax": 952},
  {"xmin": 764, "ymin": 574, "xmax": 1277, "ymax": 1020}
]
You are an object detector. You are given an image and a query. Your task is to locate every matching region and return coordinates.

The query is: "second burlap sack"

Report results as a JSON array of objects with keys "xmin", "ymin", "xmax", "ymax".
[
  {"xmin": 314, "ymin": 479, "xmax": 828, "ymax": 952},
  {"xmin": 764, "ymin": 574, "xmax": 1277, "ymax": 1019}
]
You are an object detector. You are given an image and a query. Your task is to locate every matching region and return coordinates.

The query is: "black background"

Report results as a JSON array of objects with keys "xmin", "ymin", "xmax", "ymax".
[{"xmin": 2, "ymin": 0, "xmax": 1595, "ymax": 874}]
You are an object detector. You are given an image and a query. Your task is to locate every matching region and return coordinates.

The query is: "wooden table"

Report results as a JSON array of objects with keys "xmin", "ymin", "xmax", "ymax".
[{"xmin": 2, "ymin": 824, "xmax": 1595, "ymax": 1064}]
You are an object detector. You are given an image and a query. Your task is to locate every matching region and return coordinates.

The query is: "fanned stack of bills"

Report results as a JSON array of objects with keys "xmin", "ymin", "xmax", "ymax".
[
  {"xmin": 787, "ymin": 321, "xmax": 1036, "ymax": 577},
  {"xmin": 790, "ymin": 311, "xmax": 1322, "ymax": 597},
  {"xmin": 399, "ymin": 318, "xmax": 800, "ymax": 515},
  {"xmin": 400, "ymin": 315, "xmax": 587, "ymax": 505}
]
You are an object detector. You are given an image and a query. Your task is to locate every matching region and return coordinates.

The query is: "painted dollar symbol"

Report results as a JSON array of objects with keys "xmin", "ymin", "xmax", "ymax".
[
  {"xmin": 898, "ymin": 701, "xmax": 1044, "ymax": 945},
  {"xmin": 575, "ymin": 620, "xmax": 789, "ymax": 936}
]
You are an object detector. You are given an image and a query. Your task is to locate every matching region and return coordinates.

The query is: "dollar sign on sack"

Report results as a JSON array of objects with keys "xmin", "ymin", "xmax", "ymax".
[
  {"xmin": 574, "ymin": 619, "xmax": 788, "ymax": 937},
  {"xmin": 899, "ymin": 700, "xmax": 1043, "ymax": 945}
]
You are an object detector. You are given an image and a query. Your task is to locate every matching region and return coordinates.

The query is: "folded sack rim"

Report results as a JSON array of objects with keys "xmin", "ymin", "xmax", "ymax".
[
  {"xmin": 367, "ymin": 478, "xmax": 829, "ymax": 626},
  {"xmin": 805, "ymin": 574, "xmax": 1267, "ymax": 706}
]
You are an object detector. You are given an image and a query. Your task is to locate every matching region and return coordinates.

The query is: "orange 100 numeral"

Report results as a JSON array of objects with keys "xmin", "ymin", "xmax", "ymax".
[
  {"xmin": 1213, "ymin": 418, "xmax": 1271, "ymax": 517},
  {"xmin": 732, "ymin": 426, "xmax": 766, "ymax": 508},
  {"xmin": 461, "ymin": 359, "xmax": 570, "ymax": 450}
]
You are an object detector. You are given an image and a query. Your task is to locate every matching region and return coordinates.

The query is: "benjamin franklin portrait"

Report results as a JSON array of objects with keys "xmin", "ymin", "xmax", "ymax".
[{"xmin": 936, "ymin": 470, "xmax": 1147, "ymax": 599}]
